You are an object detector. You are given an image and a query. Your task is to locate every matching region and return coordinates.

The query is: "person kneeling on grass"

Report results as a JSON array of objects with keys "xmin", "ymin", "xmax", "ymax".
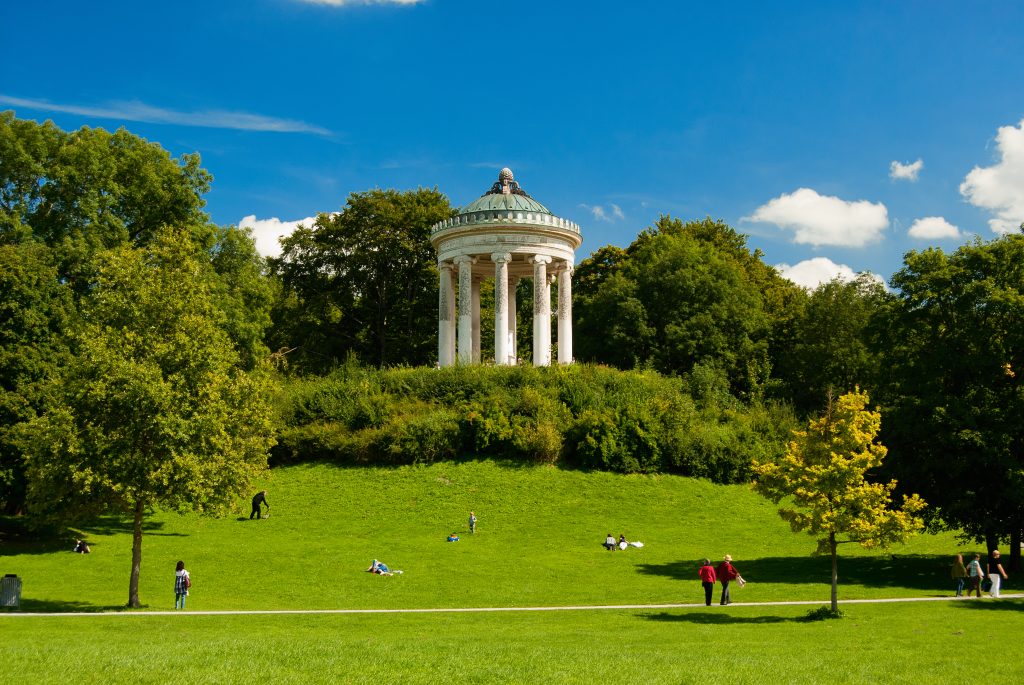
[
  {"xmin": 603, "ymin": 533, "xmax": 616, "ymax": 551},
  {"xmin": 447, "ymin": 532, "xmax": 460, "ymax": 542}
]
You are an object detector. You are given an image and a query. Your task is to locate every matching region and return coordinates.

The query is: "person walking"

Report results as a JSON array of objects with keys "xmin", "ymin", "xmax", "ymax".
[
  {"xmin": 951, "ymin": 554, "xmax": 968, "ymax": 597},
  {"xmin": 715, "ymin": 554, "xmax": 740, "ymax": 605},
  {"xmin": 250, "ymin": 490, "xmax": 270, "ymax": 520},
  {"xmin": 698, "ymin": 559, "xmax": 717, "ymax": 606},
  {"xmin": 966, "ymin": 553, "xmax": 984, "ymax": 598},
  {"xmin": 174, "ymin": 560, "xmax": 191, "ymax": 609},
  {"xmin": 468, "ymin": 511, "xmax": 477, "ymax": 534},
  {"xmin": 986, "ymin": 549, "xmax": 1008, "ymax": 598}
]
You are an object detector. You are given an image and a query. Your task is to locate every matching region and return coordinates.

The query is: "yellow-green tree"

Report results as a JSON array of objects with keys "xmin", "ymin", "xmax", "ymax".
[{"xmin": 752, "ymin": 389, "xmax": 925, "ymax": 611}]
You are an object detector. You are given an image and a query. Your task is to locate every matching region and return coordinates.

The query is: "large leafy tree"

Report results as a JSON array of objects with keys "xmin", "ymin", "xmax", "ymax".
[
  {"xmin": 753, "ymin": 389, "xmax": 926, "ymax": 611},
  {"xmin": 270, "ymin": 188, "xmax": 454, "ymax": 371},
  {"xmin": 18, "ymin": 229, "xmax": 276, "ymax": 607},
  {"xmin": 574, "ymin": 217, "xmax": 796, "ymax": 398},
  {"xmin": 877, "ymin": 235, "xmax": 1024, "ymax": 569},
  {"xmin": 0, "ymin": 113, "xmax": 271, "ymax": 512},
  {"xmin": 774, "ymin": 275, "xmax": 888, "ymax": 415}
]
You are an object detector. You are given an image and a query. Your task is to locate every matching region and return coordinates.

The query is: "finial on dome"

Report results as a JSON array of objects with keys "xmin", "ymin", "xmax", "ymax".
[
  {"xmin": 482, "ymin": 167, "xmax": 531, "ymax": 198},
  {"xmin": 499, "ymin": 167, "xmax": 514, "ymax": 183}
]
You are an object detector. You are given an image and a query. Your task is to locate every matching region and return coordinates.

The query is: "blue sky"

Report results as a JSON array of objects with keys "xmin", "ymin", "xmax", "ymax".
[{"xmin": 4, "ymin": 0, "xmax": 1023, "ymax": 287}]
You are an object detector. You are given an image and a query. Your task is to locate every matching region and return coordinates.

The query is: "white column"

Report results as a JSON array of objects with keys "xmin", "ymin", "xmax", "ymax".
[
  {"xmin": 532, "ymin": 255, "xmax": 552, "ymax": 366},
  {"xmin": 438, "ymin": 262, "xmax": 455, "ymax": 367},
  {"xmin": 557, "ymin": 262, "xmax": 573, "ymax": 364},
  {"xmin": 455, "ymin": 255, "xmax": 473, "ymax": 364},
  {"xmin": 471, "ymin": 276, "xmax": 481, "ymax": 363},
  {"xmin": 492, "ymin": 252, "xmax": 511, "ymax": 365},
  {"xmin": 508, "ymin": 276, "xmax": 519, "ymax": 365}
]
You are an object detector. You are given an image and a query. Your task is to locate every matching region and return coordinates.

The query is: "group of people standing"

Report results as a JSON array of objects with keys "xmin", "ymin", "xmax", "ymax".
[
  {"xmin": 952, "ymin": 550, "xmax": 1009, "ymax": 598},
  {"xmin": 698, "ymin": 555, "xmax": 744, "ymax": 606}
]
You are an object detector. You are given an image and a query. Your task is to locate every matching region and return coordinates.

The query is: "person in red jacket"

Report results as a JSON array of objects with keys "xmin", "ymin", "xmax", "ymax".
[
  {"xmin": 698, "ymin": 559, "xmax": 717, "ymax": 606},
  {"xmin": 715, "ymin": 554, "xmax": 740, "ymax": 605}
]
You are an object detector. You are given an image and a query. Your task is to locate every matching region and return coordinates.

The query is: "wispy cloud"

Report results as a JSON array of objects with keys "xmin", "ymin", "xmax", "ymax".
[
  {"xmin": 908, "ymin": 216, "xmax": 961, "ymax": 240},
  {"xmin": 960, "ymin": 118, "xmax": 1024, "ymax": 234},
  {"xmin": 295, "ymin": 0, "xmax": 424, "ymax": 6},
  {"xmin": 890, "ymin": 159, "xmax": 923, "ymax": 181},
  {"xmin": 744, "ymin": 188, "xmax": 888, "ymax": 247},
  {"xmin": 0, "ymin": 95, "xmax": 331, "ymax": 136},
  {"xmin": 580, "ymin": 203, "xmax": 625, "ymax": 222}
]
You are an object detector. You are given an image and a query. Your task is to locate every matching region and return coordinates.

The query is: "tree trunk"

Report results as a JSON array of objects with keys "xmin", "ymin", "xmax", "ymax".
[
  {"xmin": 1011, "ymin": 527, "xmax": 1021, "ymax": 572},
  {"xmin": 830, "ymin": 532, "xmax": 838, "ymax": 612},
  {"xmin": 985, "ymin": 531, "xmax": 999, "ymax": 555},
  {"xmin": 128, "ymin": 498, "xmax": 144, "ymax": 608}
]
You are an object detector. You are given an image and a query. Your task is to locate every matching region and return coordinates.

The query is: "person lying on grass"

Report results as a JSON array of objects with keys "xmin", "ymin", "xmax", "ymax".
[{"xmin": 366, "ymin": 559, "xmax": 403, "ymax": 576}]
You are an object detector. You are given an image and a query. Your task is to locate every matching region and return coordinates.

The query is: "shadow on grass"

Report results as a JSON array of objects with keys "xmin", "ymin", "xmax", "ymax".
[
  {"xmin": 951, "ymin": 598, "xmax": 1024, "ymax": 612},
  {"xmin": 643, "ymin": 610, "xmax": 799, "ymax": 625},
  {"xmin": 0, "ymin": 515, "xmax": 181, "ymax": 557},
  {"xmin": 638, "ymin": 554, "xmax": 961, "ymax": 592},
  {"xmin": 13, "ymin": 598, "xmax": 128, "ymax": 613}
]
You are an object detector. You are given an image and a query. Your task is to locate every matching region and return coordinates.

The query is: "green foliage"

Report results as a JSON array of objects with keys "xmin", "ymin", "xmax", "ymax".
[
  {"xmin": 753, "ymin": 389, "xmax": 926, "ymax": 609},
  {"xmin": 269, "ymin": 188, "xmax": 456, "ymax": 371},
  {"xmin": 774, "ymin": 274, "xmax": 888, "ymax": 414},
  {"xmin": 15, "ymin": 229, "xmax": 276, "ymax": 606},
  {"xmin": 801, "ymin": 605, "xmax": 846, "ymax": 621},
  {"xmin": 574, "ymin": 217, "xmax": 798, "ymax": 397},
  {"xmin": 274, "ymin": 364, "xmax": 795, "ymax": 482},
  {"xmin": 878, "ymin": 234, "xmax": 1024, "ymax": 562}
]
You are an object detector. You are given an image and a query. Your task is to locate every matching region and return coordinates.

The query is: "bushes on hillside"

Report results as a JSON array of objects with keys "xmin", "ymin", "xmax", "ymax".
[{"xmin": 272, "ymin": 364, "xmax": 795, "ymax": 483}]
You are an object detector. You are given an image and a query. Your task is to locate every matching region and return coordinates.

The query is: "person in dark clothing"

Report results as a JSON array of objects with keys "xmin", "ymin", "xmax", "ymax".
[{"xmin": 250, "ymin": 490, "xmax": 270, "ymax": 519}]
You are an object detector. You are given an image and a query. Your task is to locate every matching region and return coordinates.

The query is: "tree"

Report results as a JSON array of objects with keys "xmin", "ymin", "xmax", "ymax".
[
  {"xmin": 17, "ymin": 229, "xmax": 276, "ymax": 607},
  {"xmin": 270, "ymin": 188, "xmax": 455, "ymax": 371},
  {"xmin": 774, "ymin": 275, "xmax": 888, "ymax": 414},
  {"xmin": 752, "ymin": 389, "xmax": 926, "ymax": 611},
  {"xmin": 877, "ymin": 235, "xmax": 1024, "ymax": 570},
  {"xmin": 574, "ymin": 217, "xmax": 779, "ymax": 397}
]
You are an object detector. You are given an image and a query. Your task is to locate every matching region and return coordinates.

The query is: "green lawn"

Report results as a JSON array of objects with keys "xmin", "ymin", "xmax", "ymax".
[{"xmin": 2, "ymin": 461, "xmax": 1022, "ymax": 683}]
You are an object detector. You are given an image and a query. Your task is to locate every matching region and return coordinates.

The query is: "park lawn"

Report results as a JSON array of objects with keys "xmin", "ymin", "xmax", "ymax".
[
  {"xmin": 1, "ymin": 600, "xmax": 1022, "ymax": 684},
  {"xmin": 0, "ymin": 460, "xmax": 989, "ymax": 612}
]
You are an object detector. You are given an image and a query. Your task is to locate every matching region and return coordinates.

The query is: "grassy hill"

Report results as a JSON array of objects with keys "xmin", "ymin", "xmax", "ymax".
[
  {"xmin": 3, "ymin": 461, "xmax": 1023, "ymax": 684},
  {"xmin": 2, "ymin": 460, "xmax": 974, "ymax": 612}
]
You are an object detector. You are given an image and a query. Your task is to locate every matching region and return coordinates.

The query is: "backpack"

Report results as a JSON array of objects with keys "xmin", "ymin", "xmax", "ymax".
[{"xmin": 183, "ymin": 574, "xmax": 192, "ymax": 589}]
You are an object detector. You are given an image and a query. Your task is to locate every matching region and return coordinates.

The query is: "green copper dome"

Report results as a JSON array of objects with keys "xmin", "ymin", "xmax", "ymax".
[{"xmin": 460, "ymin": 168, "xmax": 551, "ymax": 215}]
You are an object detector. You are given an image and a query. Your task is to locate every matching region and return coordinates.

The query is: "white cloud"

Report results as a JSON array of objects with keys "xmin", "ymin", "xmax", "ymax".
[
  {"xmin": 0, "ymin": 95, "xmax": 330, "ymax": 136},
  {"xmin": 960, "ymin": 118, "xmax": 1024, "ymax": 234},
  {"xmin": 776, "ymin": 257, "xmax": 883, "ymax": 290},
  {"xmin": 240, "ymin": 215, "xmax": 319, "ymax": 259},
  {"xmin": 908, "ymin": 216, "xmax": 961, "ymax": 240},
  {"xmin": 890, "ymin": 159, "xmax": 923, "ymax": 181},
  {"xmin": 744, "ymin": 188, "xmax": 889, "ymax": 247},
  {"xmin": 580, "ymin": 203, "xmax": 625, "ymax": 222}
]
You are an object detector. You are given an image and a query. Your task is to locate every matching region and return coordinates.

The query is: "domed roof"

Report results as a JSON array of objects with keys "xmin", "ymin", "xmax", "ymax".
[{"xmin": 461, "ymin": 168, "xmax": 551, "ymax": 215}]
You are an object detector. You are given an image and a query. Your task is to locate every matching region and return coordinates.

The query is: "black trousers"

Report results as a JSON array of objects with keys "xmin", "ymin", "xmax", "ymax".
[
  {"xmin": 702, "ymin": 581, "xmax": 715, "ymax": 606},
  {"xmin": 250, "ymin": 505, "xmax": 262, "ymax": 519}
]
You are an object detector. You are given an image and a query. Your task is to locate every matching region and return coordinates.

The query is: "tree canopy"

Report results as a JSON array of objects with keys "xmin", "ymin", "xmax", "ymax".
[
  {"xmin": 877, "ymin": 235, "xmax": 1024, "ymax": 569},
  {"xmin": 269, "ymin": 188, "xmax": 455, "ymax": 372}
]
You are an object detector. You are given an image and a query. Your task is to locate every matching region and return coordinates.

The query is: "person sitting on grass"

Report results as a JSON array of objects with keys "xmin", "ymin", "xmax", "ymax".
[
  {"xmin": 603, "ymin": 533, "xmax": 617, "ymax": 551},
  {"xmin": 618, "ymin": 534, "xmax": 629, "ymax": 551},
  {"xmin": 73, "ymin": 539, "xmax": 91, "ymax": 554},
  {"xmin": 447, "ymin": 532, "xmax": 460, "ymax": 542}
]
